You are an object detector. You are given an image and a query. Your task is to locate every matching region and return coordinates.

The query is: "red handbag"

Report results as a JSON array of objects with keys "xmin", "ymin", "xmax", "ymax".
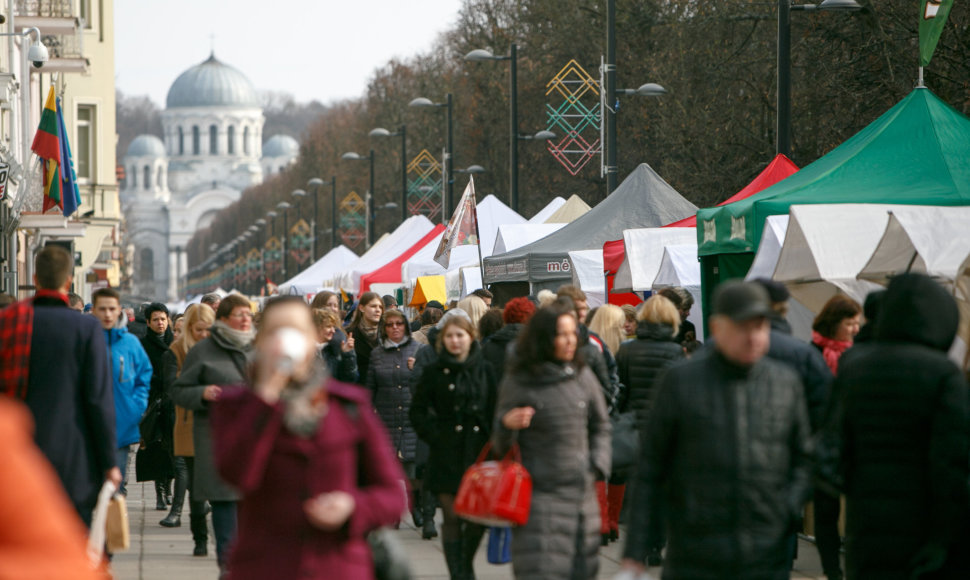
[{"xmin": 454, "ymin": 442, "xmax": 532, "ymax": 527}]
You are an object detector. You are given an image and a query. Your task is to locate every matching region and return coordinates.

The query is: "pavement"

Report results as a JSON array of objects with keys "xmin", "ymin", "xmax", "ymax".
[{"xmin": 111, "ymin": 471, "xmax": 830, "ymax": 580}]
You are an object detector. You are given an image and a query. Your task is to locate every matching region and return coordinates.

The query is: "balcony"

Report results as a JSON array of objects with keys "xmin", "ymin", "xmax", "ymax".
[{"xmin": 15, "ymin": 0, "xmax": 88, "ymax": 73}]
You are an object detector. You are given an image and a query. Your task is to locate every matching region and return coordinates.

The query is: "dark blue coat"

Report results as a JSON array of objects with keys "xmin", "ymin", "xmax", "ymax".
[{"xmin": 23, "ymin": 296, "xmax": 116, "ymax": 526}]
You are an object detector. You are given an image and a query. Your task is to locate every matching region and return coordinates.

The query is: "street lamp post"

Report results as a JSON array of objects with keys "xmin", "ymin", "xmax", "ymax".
[
  {"xmin": 370, "ymin": 126, "xmax": 408, "ymax": 223},
  {"xmin": 409, "ymin": 95, "xmax": 453, "ymax": 217},
  {"xmin": 307, "ymin": 178, "xmax": 323, "ymax": 260},
  {"xmin": 464, "ymin": 46, "xmax": 521, "ymax": 210},
  {"xmin": 276, "ymin": 201, "xmax": 291, "ymax": 279},
  {"xmin": 777, "ymin": 0, "xmax": 862, "ymax": 156},
  {"xmin": 342, "ymin": 151, "xmax": 376, "ymax": 248}
]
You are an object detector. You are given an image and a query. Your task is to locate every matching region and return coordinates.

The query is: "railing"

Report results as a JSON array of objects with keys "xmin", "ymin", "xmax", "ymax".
[
  {"xmin": 42, "ymin": 31, "xmax": 83, "ymax": 59},
  {"xmin": 14, "ymin": 0, "xmax": 75, "ymax": 18}
]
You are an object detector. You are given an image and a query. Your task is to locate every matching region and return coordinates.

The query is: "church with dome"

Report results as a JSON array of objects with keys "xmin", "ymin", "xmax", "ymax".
[{"xmin": 122, "ymin": 52, "xmax": 299, "ymax": 301}]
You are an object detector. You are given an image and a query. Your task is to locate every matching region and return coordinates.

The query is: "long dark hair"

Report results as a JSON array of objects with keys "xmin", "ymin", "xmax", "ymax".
[
  {"xmin": 512, "ymin": 304, "xmax": 583, "ymax": 375},
  {"xmin": 348, "ymin": 291, "xmax": 382, "ymax": 331}
]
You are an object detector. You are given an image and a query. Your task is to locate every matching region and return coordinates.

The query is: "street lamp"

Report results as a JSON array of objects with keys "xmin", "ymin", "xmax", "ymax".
[
  {"xmin": 342, "ymin": 150, "xmax": 377, "ymax": 248},
  {"xmin": 276, "ymin": 201, "xmax": 291, "ymax": 280},
  {"xmin": 370, "ymin": 126, "xmax": 408, "ymax": 223},
  {"xmin": 308, "ymin": 176, "xmax": 338, "ymax": 254},
  {"xmin": 464, "ymin": 45, "xmax": 520, "ymax": 210},
  {"xmin": 455, "ymin": 165, "xmax": 486, "ymax": 175},
  {"xmin": 409, "ymin": 95, "xmax": 454, "ymax": 217},
  {"xmin": 777, "ymin": 0, "xmax": 862, "ymax": 156}
]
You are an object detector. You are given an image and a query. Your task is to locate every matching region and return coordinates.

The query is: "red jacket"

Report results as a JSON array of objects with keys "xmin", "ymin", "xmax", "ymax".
[{"xmin": 211, "ymin": 380, "xmax": 405, "ymax": 580}]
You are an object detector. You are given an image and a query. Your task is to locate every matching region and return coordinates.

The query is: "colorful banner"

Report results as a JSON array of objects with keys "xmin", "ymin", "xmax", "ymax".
[
  {"xmin": 545, "ymin": 59, "xmax": 601, "ymax": 176},
  {"xmin": 288, "ymin": 219, "xmax": 312, "ymax": 265},
  {"xmin": 339, "ymin": 192, "xmax": 366, "ymax": 250},
  {"xmin": 434, "ymin": 177, "xmax": 479, "ymax": 269},
  {"xmin": 407, "ymin": 149, "xmax": 443, "ymax": 222}
]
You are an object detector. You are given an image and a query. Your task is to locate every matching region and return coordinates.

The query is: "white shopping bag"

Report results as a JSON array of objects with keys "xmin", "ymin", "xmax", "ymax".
[{"xmin": 87, "ymin": 481, "xmax": 116, "ymax": 566}]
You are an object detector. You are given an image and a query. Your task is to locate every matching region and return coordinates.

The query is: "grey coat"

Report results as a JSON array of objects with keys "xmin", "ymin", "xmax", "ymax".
[
  {"xmin": 172, "ymin": 325, "xmax": 250, "ymax": 502},
  {"xmin": 494, "ymin": 362, "xmax": 611, "ymax": 580},
  {"xmin": 366, "ymin": 337, "xmax": 421, "ymax": 462}
]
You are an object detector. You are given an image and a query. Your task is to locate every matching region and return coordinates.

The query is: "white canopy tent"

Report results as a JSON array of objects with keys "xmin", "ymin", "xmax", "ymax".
[
  {"xmin": 568, "ymin": 249, "xmax": 606, "ymax": 307},
  {"xmin": 857, "ymin": 206, "xmax": 970, "ymax": 286},
  {"xmin": 652, "ymin": 244, "xmax": 704, "ymax": 341},
  {"xmin": 492, "ymin": 223, "xmax": 567, "ymax": 255},
  {"xmin": 401, "ymin": 194, "xmax": 525, "ymax": 284},
  {"xmin": 744, "ymin": 215, "xmax": 790, "ymax": 281},
  {"xmin": 279, "ymin": 245, "xmax": 359, "ymax": 296},
  {"xmin": 612, "ymin": 228, "xmax": 698, "ymax": 293},
  {"xmin": 529, "ymin": 196, "xmax": 566, "ymax": 223},
  {"xmin": 770, "ymin": 204, "xmax": 905, "ymax": 312},
  {"xmin": 335, "ymin": 215, "xmax": 436, "ymax": 293}
]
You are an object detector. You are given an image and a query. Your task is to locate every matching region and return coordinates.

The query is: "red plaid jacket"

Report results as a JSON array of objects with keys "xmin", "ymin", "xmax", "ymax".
[{"xmin": 0, "ymin": 290, "xmax": 70, "ymax": 399}]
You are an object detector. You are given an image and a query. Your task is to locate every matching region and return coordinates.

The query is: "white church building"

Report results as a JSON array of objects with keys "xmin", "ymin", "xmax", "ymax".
[{"xmin": 121, "ymin": 53, "xmax": 298, "ymax": 301}]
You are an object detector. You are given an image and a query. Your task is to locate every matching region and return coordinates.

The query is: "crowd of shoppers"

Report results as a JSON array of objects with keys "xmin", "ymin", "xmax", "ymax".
[{"xmin": 2, "ymin": 254, "xmax": 969, "ymax": 580}]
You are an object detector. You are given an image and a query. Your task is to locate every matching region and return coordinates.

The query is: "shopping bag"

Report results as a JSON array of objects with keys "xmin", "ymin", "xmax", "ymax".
[
  {"xmin": 486, "ymin": 526, "xmax": 512, "ymax": 564},
  {"xmin": 106, "ymin": 494, "xmax": 130, "ymax": 553},
  {"xmin": 135, "ymin": 442, "xmax": 174, "ymax": 482},
  {"xmin": 611, "ymin": 411, "xmax": 640, "ymax": 478},
  {"xmin": 454, "ymin": 442, "xmax": 531, "ymax": 527}
]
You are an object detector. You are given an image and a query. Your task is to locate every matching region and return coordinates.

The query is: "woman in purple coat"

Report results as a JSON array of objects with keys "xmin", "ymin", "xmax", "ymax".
[{"xmin": 211, "ymin": 296, "xmax": 406, "ymax": 580}]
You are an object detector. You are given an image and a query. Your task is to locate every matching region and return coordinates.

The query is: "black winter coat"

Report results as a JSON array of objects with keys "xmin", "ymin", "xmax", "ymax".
[
  {"xmin": 480, "ymin": 323, "xmax": 521, "ymax": 379},
  {"xmin": 350, "ymin": 323, "xmax": 380, "ymax": 384},
  {"xmin": 623, "ymin": 349, "xmax": 812, "ymax": 578},
  {"xmin": 140, "ymin": 330, "xmax": 173, "ymax": 403},
  {"xmin": 319, "ymin": 340, "xmax": 359, "ymax": 384},
  {"xmin": 410, "ymin": 342, "xmax": 497, "ymax": 494},
  {"xmin": 366, "ymin": 337, "xmax": 421, "ymax": 462},
  {"xmin": 826, "ymin": 275, "xmax": 969, "ymax": 579},
  {"xmin": 765, "ymin": 315, "xmax": 831, "ymax": 432},
  {"xmin": 615, "ymin": 321, "xmax": 684, "ymax": 430}
]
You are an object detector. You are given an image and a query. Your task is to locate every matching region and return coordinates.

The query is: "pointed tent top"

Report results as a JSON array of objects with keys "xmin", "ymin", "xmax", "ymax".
[
  {"xmin": 529, "ymin": 196, "xmax": 566, "ymax": 223},
  {"xmin": 545, "ymin": 194, "xmax": 591, "ymax": 223},
  {"xmin": 698, "ymin": 88, "xmax": 970, "ymax": 256},
  {"xmin": 666, "ymin": 154, "xmax": 798, "ymax": 228},
  {"xmin": 484, "ymin": 163, "xmax": 697, "ymax": 284}
]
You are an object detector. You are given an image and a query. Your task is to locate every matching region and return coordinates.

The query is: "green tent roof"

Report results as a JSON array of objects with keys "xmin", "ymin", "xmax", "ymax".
[{"xmin": 697, "ymin": 88, "xmax": 970, "ymax": 256}]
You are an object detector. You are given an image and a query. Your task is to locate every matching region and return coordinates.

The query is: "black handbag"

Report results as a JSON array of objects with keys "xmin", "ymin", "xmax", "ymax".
[
  {"xmin": 135, "ymin": 443, "xmax": 174, "ymax": 482},
  {"xmin": 610, "ymin": 411, "xmax": 640, "ymax": 478},
  {"xmin": 138, "ymin": 398, "xmax": 164, "ymax": 443}
]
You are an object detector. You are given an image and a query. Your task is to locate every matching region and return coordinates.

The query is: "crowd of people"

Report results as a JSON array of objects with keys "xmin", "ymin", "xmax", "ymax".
[{"xmin": 0, "ymin": 243, "xmax": 968, "ymax": 580}]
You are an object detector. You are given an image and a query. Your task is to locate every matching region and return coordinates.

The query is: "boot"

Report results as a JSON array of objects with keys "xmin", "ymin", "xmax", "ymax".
[
  {"xmin": 190, "ymin": 509, "xmax": 208, "ymax": 556},
  {"xmin": 460, "ymin": 523, "xmax": 485, "ymax": 580},
  {"xmin": 607, "ymin": 483, "xmax": 626, "ymax": 542},
  {"xmin": 595, "ymin": 481, "xmax": 611, "ymax": 538},
  {"xmin": 161, "ymin": 460, "xmax": 188, "ymax": 527},
  {"xmin": 421, "ymin": 489, "xmax": 438, "ymax": 540},
  {"xmin": 155, "ymin": 481, "xmax": 167, "ymax": 511},
  {"xmin": 442, "ymin": 539, "xmax": 463, "ymax": 580},
  {"xmin": 165, "ymin": 479, "xmax": 173, "ymax": 505},
  {"xmin": 193, "ymin": 539, "xmax": 208, "ymax": 557},
  {"xmin": 410, "ymin": 489, "xmax": 424, "ymax": 528}
]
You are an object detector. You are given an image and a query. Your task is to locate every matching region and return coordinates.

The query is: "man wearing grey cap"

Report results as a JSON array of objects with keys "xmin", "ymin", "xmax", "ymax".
[{"xmin": 622, "ymin": 280, "xmax": 812, "ymax": 578}]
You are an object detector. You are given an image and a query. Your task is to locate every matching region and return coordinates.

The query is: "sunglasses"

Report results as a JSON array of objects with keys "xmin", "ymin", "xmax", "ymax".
[{"xmin": 385, "ymin": 321, "xmax": 406, "ymax": 327}]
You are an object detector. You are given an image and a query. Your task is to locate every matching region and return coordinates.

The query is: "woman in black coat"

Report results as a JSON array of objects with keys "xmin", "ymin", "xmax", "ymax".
[
  {"xmin": 347, "ymin": 292, "xmax": 384, "ymax": 384},
  {"xmin": 365, "ymin": 309, "xmax": 422, "ymax": 527},
  {"xmin": 613, "ymin": 294, "xmax": 684, "ymax": 564},
  {"xmin": 410, "ymin": 314, "xmax": 497, "ymax": 580}
]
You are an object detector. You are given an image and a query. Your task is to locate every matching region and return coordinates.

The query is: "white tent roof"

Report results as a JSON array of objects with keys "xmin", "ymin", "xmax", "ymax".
[
  {"xmin": 279, "ymin": 245, "xmax": 359, "ymax": 296},
  {"xmin": 612, "ymin": 228, "xmax": 698, "ymax": 292},
  {"xmin": 401, "ymin": 194, "xmax": 525, "ymax": 283},
  {"xmin": 335, "ymin": 215, "xmax": 436, "ymax": 293},
  {"xmin": 544, "ymin": 194, "xmax": 591, "ymax": 223},
  {"xmin": 653, "ymin": 245, "xmax": 701, "ymax": 288},
  {"xmin": 529, "ymin": 196, "xmax": 566, "ymax": 223},
  {"xmin": 857, "ymin": 206, "xmax": 970, "ymax": 286},
  {"xmin": 744, "ymin": 215, "xmax": 790, "ymax": 281},
  {"xmin": 771, "ymin": 204, "xmax": 906, "ymax": 312},
  {"xmin": 492, "ymin": 223, "xmax": 567, "ymax": 255},
  {"xmin": 568, "ymin": 249, "xmax": 606, "ymax": 308}
]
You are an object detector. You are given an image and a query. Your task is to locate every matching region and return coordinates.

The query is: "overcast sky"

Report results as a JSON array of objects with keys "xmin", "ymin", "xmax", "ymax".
[{"xmin": 115, "ymin": 0, "xmax": 462, "ymax": 106}]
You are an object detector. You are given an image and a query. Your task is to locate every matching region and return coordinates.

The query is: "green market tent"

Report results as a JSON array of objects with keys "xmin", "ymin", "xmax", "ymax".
[{"xmin": 695, "ymin": 87, "xmax": 970, "ymax": 299}]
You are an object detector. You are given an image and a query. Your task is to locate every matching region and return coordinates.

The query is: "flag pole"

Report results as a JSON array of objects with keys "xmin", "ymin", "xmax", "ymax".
[{"xmin": 471, "ymin": 178, "xmax": 486, "ymax": 292}]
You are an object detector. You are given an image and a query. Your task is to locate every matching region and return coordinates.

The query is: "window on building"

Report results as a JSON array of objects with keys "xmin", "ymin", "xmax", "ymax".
[
  {"xmin": 139, "ymin": 247, "xmax": 154, "ymax": 281},
  {"xmin": 209, "ymin": 125, "xmax": 218, "ymax": 155},
  {"xmin": 178, "ymin": 127, "xmax": 184, "ymax": 155},
  {"xmin": 227, "ymin": 125, "xmax": 235, "ymax": 154},
  {"xmin": 192, "ymin": 126, "xmax": 200, "ymax": 155},
  {"xmin": 243, "ymin": 127, "xmax": 250, "ymax": 155},
  {"xmin": 79, "ymin": 0, "xmax": 92, "ymax": 29},
  {"xmin": 143, "ymin": 165, "xmax": 150, "ymax": 190},
  {"xmin": 76, "ymin": 105, "xmax": 95, "ymax": 181}
]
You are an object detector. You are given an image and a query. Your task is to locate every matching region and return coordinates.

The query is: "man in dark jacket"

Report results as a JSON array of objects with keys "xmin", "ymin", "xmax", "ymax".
[
  {"xmin": 827, "ymin": 274, "xmax": 969, "ymax": 579},
  {"xmin": 622, "ymin": 281, "xmax": 812, "ymax": 578},
  {"xmin": 0, "ymin": 245, "xmax": 119, "ymax": 526}
]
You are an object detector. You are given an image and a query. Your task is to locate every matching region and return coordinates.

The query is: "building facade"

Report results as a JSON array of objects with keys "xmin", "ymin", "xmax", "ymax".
[{"xmin": 122, "ymin": 53, "xmax": 297, "ymax": 301}]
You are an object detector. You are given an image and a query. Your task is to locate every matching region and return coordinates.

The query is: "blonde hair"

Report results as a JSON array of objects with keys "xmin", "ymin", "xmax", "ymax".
[
  {"xmin": 536, "ymin": 289, "xmax": 557, "ymax": 308},
  {"xmin": 171, "ymin": 303, "xmax": 215, "ymax": 371},
  {"xmin": 457, "ymin": 295, "xmax": 488, "ymax": 329},
  {"xmin": 637, "ymin": 294, "xmax": 680, "ymax": 337},
  {"xmin": 588, "ymin": 304, "xmax": 626, "ymax": 354},
  {"xmin": 312, "ymin": 308, "xmax": 339, "ymax": 330}
]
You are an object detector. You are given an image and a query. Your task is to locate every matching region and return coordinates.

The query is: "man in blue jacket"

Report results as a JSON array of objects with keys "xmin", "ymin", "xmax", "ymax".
[{"xmin": 92, "ymin": 287, "xmax": 153, "ymax": 495}]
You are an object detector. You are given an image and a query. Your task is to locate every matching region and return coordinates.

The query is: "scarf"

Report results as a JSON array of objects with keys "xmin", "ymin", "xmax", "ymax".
[
  {"xmin": 211, "ymin": 320, "xmax": 255, "ymax": 350},
  {"xmin": 812, "ymin": 331, "xmax": 852, "ymax": 376},
  {"xmin": 0, "ymin": 290, "xmax": 70, "ymax": 398},
  {"xmin": 355, "ymin": 320, "xmax": 379, "ymax": 347}
]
